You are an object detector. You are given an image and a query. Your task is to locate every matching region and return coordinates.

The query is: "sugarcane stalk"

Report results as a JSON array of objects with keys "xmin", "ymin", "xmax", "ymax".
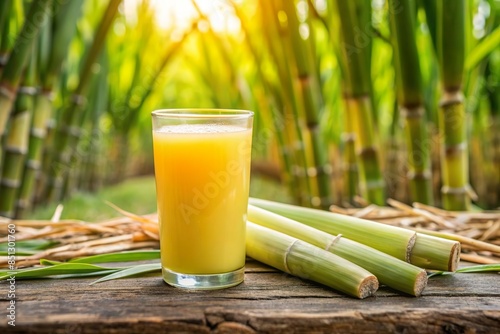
[
  {"xmin": 252, "ymin": 2, "xmax": 299, "ymax": 203},
  {"xmin": 231, "ymin": 1, "xmax": 297, "ymax": 199},
  {"xmin": 327, "ymin": 7, "xmax": 359, "ymax": 205},
  {"xmin": 487, "ymin": 57, "xmax": 500, "ymax": 204},
  {"xmin": 248, "ymin": 205, "xmax": 427, "ymax": 296},
  {"xmin": 282, "ymin": 0, "xmax": 333, "ymax": 208},
  {"xmin": 16, "ymin": 0, "xmax": 83, "ymax": 216},
  {"xmin": 346, "ymin": 96, "xmax": 385, "ymax": 204},
  {"xmin": 410, "ymin": 233, "xmax": 460, "ymax": 272},
  {"xmin": 79, "ymin": 73, "xmax": 107, "ymax": 192},
  {"xmin": 0, "ymin": 46, "xmax": 37, "ymax": 218},
  {"xmin": 388, "ymin": 0, "xmax": 434, "ymax": 205},
  {"xmin": 250, "ymin": 197, "xmax": 415, "ymax": 261},
  {"xmin": 341, "ymin": 110, "xmax": 359, "ymax": 205},
  {"xmin": 259, "ymin": 0, "xmax": 313, "ymax": 206},
  {"xmin": 42, "ymin": 0, "xmax": 83, "ymax": 89},
  {"xmin": 437, "ymin": 0, "xmax": 470, "ymax": 210},
  {"xmin": 246, "ymin": 222, "xmax": 378, "ymax": 299},
  {"xmin": 385, "ymin": 100, "xmax": 407, "ymax": 201},
  {"xmin": 15, "ymin": 92, "xmax": 51, "ymax": 216},
  {"xmin": 43, "ymin": 0, "xmax": 122, "ymax": 202},
  {"xmin": 333, "ymin": 0, "xmax": 385, "ymax": 205},
  {"xmin": 251, "ymin": 197, "xmax": 461, "ymax": 271},
  {"xmin": 0, "ymin": 0, "xmax": 52, "ymax": 147},
  {"xmin": 58, "ymin": 97, "xmax": 93, "ymax": 200}
]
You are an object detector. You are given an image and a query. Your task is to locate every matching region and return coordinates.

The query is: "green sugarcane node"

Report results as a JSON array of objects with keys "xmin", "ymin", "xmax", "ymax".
[{"xmin": 441, "ymin": 187, "xmax": 470, "ymax": 211}]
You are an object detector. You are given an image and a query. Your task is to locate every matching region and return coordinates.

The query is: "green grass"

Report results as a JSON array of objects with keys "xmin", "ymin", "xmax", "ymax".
[
  {"xmin": 28, "ymin": 175, "xmax": 292, "ymax": 221},
  {"xmin": 28, "ymin": 176, "xmax": 158, "ymax": 221}
]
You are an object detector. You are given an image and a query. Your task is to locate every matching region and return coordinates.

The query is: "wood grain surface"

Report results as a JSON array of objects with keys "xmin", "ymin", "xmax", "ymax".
[{"xmin": 1, "ymin": 259, "xmax": 499, "ymax": 333}]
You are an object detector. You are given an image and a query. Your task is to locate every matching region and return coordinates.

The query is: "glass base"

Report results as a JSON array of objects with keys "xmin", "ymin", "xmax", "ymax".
[{"xmin": 162, "ymin": 266, "xmax": 244, "ymax": 290}]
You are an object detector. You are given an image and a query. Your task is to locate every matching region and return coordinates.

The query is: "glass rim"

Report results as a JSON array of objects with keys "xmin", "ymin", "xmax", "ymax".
[{"xmin": 152, "ymin": 108, "xmax": 254, "ymax": 119}]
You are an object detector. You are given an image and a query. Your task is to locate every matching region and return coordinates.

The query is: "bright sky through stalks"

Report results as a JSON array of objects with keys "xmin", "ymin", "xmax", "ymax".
[{"xmin": 124, "ymin": 0, "xmax": 241, "ymax": 36}]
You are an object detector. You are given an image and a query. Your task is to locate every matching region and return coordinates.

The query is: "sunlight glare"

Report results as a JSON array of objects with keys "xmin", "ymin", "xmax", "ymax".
[{"xmin": 125, "ymin": 0, "xmax": 240, "ymax": 35}]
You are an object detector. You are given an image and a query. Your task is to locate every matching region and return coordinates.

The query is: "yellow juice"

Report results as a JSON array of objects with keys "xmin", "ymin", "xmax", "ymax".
[{"xmin": 153, "ymin": 124, "xmax": 252, "ymax": 274}]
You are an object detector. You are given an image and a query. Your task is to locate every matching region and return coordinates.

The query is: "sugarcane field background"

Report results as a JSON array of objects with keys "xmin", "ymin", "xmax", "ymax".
[{"xmin": 0, "ymin": 0, "xmax": 500, "ymax": 277}]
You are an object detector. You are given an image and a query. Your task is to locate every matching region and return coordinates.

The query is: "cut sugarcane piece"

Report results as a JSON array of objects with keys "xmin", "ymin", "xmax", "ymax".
[
  {"xmin": 249, "ymin": 198, "xmax": 460, "ymax": 272},
  {"xmin": 248, "ymin": 205, "xmax": 427, "ymax": 296},
  {"xmin": 249, "ymin": 198, "xmax": 416, "ymax": 262},
  {"xmin": 246, "ymin": 222, "xmax": 378, "ymax": 299},
  {"xmin": 410, "ymin": 233, "xmax": 460, "ymax": 272}
]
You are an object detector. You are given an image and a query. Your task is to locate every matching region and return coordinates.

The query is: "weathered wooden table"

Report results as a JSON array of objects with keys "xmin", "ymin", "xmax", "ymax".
[{"xmin": 1, "ymin": 259, "xmax": 499, "ymax": 333}]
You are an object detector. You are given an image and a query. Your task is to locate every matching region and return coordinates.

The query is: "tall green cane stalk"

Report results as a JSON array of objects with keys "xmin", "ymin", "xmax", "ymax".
[
  {"xmin": 282, "ymin": 0, "xmax": 333, "ymax": 208},
  {"xmin": 0, "ymin": 49, "xmax": 36, "ymax": 218},
  {"xmin": 326, "ymin": 6, "xmax": 358, "ymax": 205},
  {"xmin": 77, "ymin": 53, "xmax": 108, "ymax": 192},
  {"xmin": 259, "ymin": 0, "xmax": 312, "ymax": 206},
  {"xmin": 16, "ymin": 0, "xmax": 83, "ymax": 216},
  {"xmin": 486, "ymin": 54, "xmax": 500, "ymax": 205},
  {"xmin": 241, "ymin": 3, "xmax": 296, "ymax": 200},
  {"xmin": 43, "ymin": 0, "xmax": 121, "ymax": 202},
  {"xmin": 437, "ymin": 0, "xmax": 470, "ymax": 210},
  {"xmin": 342, "ymin": 105, "xmax": 359, "ymax": 205},
  {"xmin": 0, "ymin": 0, "xmax": 53, "ymax": 168},
  {"xmin": 232, "ymin": 0, "xmax": 297, "ymax": 199},
  {"xmin": 388, "ymin": 0, "xmax": 434, "ymax": 205},
  {"xmin": 333, "ymin": 0, "xmax": 385, "ymax": 205}
]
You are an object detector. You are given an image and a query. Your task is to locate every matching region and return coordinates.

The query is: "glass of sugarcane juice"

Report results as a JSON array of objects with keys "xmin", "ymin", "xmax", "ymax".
[{"xmin": 152, "ymin": 109, "xmax": 253, "ymax": 289}]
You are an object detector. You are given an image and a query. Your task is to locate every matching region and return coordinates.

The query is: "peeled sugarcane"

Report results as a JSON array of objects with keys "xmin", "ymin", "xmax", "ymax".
[
  {"xmin": 437, "ymin": 0, "xmax": 470, "ymax": 210},
  {"xmin": 248, "ymin": 205, "xmax": 427, "ymax": 296},
  {"xmin": 246, "ymin": 222, "xmax": 378, "ymax": 299},
  {"xmin": 0, "ymin": 0, "xmax": 53, "ymax": 167},
  {"xmin": 388, "ymin": 0, "xmax": 434, "ymax": 205},
  {"xmin": 332, "ymin": 0, "xmax": 385, "ymax": 205},
  {"xmin": 250, "ymin": 198, "xmax": 460, "ymax": 271}
]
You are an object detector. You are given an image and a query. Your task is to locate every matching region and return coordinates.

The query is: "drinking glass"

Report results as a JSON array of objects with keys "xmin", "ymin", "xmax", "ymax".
[{"xmin": 152, "ymin": 109, "xmax": 253, "ymax": 289}]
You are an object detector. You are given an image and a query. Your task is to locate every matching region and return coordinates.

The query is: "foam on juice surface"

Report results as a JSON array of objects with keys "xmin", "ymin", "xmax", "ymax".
[{"xmin": 156, "ymin": 124, "xmax": 246, "ymax": 134}]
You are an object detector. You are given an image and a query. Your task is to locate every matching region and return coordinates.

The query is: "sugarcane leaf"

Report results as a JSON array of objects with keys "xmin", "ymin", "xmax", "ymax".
[
  {"xmin": 40, "ymin": 259, "xmax": 64, "ymax": 265},
  {"xmin": 53, "ymin": 270, "xmax": 119, "ymax": 279},
  {"xmin": 69, "ymin": 250, "xmax": 160, "ymax": 264},
  {"xmin": 0, "ymin": 240, "xmax": 58, "ymax": 255},
  {"xmin": 90, "ymin": 263, "xmax": 161, "ymax": 285},
  {"xmin": 0, "ymin": 263, "xmax": 127, "ymax": 280},
  {"xmin": 466, "ymin": 25, "xmax": 500, "ymax": 70},
  {"xmin": 428, "ymin": 264, "xmax": 500, "ymax": 277},
  {"xmin": 455, "ymin": 264, "xmax": 500, "ymax": 273},
  {"xmin": 426, "ymin": 271, "xmax": 451, "ymax": 277}
]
